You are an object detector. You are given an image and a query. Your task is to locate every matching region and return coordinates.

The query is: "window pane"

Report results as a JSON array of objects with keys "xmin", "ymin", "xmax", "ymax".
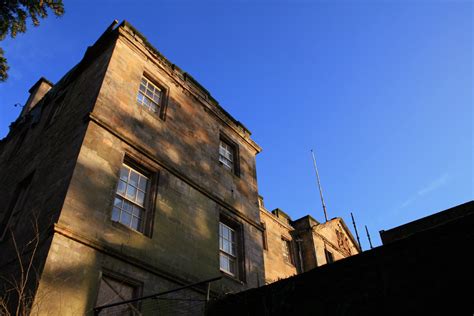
[
  {"xmin": 112, "ymin": 208, "xmax": 120, "ymax": 222},
  {"xmin": 223, "ymin": 239, "xmax": 230, "ymax": 253},
  {"xmin": 132, "ymin": 205, "xmax": 142, "ymax": 217},
  {"xmin": 123, "ymin": 200, "xmax": 133, "ymax": 213},
  {"xmin": 136, "ymin": 191, "xmax": 145, "ymax": 206},
  {"xmin": 131, "ymin": 217, "xmax": 140, "ymax": 230},
  {"xmin": 121, "ymin": 212, "xmax": 132, "ymax": 226},
  {"xmin": 129, "ymin": 171, "xmax": 139, "ymax": 187},
  {"xmin": 114, "ymin": 197, "xmax": 123, "ymax": 208},
  {"xmin": 126, "ymin": 186, "xmax": 137, "ymax": 200},
  {"xmin": 229, "ymin": 257, "xmax": 236, "ymax": 274},
  {"xmin": 138, "ymin": 177, "xmax": 147, "ymax": 191},
  {"xmin": 220, "ymin": 254, "xmax": 230, "ymax": 272},
  {"xmin": 137, "ymin": 92, "xmax": 144, "ymax": 104},
  {"xmin": 120, "ymin": 167, "xmax": 129, "ymax": 181},
  {"xmin": 117, "ymin": 180, "xmax": 126, "ymax": 195}
]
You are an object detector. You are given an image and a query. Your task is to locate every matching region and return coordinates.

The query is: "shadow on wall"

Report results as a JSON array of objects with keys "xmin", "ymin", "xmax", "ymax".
[{"xmin": 103, "ymin": 94, "xmax": 256, "ymax": 206}]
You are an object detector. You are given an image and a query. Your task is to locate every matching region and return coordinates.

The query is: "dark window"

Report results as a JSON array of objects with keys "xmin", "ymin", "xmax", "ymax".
[
  {"xmin": 0, "ymin": 173, "xmax": 34, "ymax": 240},
  {"xmin": 282, "ymin": 238, "xmax": 295, "ymax": 265},
  {"xmin": 95, "ymin": 274, "xmax": 141, "ymax": 315},
  {"xmin": 261, "ymin": 222, "xmax": 268, "ymax": 251},
  {"xmin": 325, "ymin": 249, "xmax": 334, "ymax": 264}
]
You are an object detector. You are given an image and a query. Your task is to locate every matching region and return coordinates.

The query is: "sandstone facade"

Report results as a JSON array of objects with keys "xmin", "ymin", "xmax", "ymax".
[
  {"xmin": 259, "ymin": 196, "xmax": 360, "ymax": 284},
  {"xmin": 0, "ymin": 21, "xmax": 359, "ymax": 315}
]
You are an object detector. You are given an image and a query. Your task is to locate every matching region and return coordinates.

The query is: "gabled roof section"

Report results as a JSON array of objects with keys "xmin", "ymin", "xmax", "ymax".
[{"xmin": 333, "ymin": 217, "xmax": 362, "ymax": 253}]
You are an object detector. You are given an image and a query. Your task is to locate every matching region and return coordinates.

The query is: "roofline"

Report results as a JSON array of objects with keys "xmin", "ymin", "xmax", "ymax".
[
  {"xmin": 28, "ymin": 77, "xmax": 54, "ymax": 93},
  {"xmin": 260, "ymin": 207, "xmax": 295, "ymax": 231},
  {"xmin": 335, "ymin": 217, "xmax": 362, "ymax": 253},
  {"xmin": 380, "ymin": 200, "xmax": 474, "ymax": 244},
  {"xmin": 117, "ymin": 20, "xmax": 261, "ymax": 152},
  {"xmin": 292, "ymin": 214, "xmax": 321, "ymax": 226}
]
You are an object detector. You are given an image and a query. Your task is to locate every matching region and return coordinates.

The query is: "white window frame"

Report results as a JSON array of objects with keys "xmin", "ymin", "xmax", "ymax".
[
  {"xmin": 219, "ymin": 140, "xmax": 234, "ymax": 171},
  {"xmin": 112, "ymin": 164, "xmax": 149, "ymax": 233},
  {"xmin": 219, "ymin": 222, "xmax": 238, "ymax": 276},
  {"xmin": 137, "ymin": 76, "xmax": 162, "ymax": 113},
  {"xmin": 282, "ymin": 238, "xmax": 294, "ymax": 265}
]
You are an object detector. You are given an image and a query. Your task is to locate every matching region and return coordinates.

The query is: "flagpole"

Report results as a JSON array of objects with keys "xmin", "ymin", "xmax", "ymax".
[{"xmin": 311, "ymin": 149, "xmax": 328, "ymax": 222}]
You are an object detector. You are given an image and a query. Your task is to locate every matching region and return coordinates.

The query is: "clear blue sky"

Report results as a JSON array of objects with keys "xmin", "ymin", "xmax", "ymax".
[{"xmin": 0, "ymin": 1, "xmax": 472, "ymax": 249}]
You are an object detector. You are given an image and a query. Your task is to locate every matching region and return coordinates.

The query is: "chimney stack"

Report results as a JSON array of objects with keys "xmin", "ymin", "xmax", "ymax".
[{"xmin": 20, "ymin": 77, "xmax": 53, "ymax": 117}]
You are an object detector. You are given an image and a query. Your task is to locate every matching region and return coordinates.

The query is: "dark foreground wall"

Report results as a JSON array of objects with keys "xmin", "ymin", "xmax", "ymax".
[{"xmin": 208, "ymin": 201, "xmax": 474, "ymax": 316}]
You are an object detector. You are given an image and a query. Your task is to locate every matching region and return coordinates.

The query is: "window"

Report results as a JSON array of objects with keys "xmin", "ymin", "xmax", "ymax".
[
  {"xmin": 325, "ymin": 249, "xmax": 334, "ymax": 264},
  {"xmin": 261, "ymin": 222, "xmax": 268, "ymax": 251},
  {"xmin": 112, "ymin": 164, "xmax": 149, "ymax": 233},
  {"xmin": 137, "ymin": 76, "xmax": 162, "ymax": 113},
  {"xmin": 219, "ymin": 136, "xmax": 239, "ymax": 176},
  {"xmin": 96, "ymin": 274, "xmax": 141, "ymax": 315},
  {"xmin": 0, "ymin": 173, "xmax": 34, "ymax": 240},
  {"xmin": 219, "ymin": 222, "xmax": 238, "ymax": 277},
  {"xmin": 219, "ymin": 140, "xmax": 234, "ymax": 171},
  {"xmin": 282, "ymin": 238, "xmax": 295, "ymax": 265}
]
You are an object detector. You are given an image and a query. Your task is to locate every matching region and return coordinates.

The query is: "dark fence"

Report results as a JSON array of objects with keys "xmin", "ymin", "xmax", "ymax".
[{"xmin": 94, "ymin": 276, "xmax": 221, "ymax": 316}]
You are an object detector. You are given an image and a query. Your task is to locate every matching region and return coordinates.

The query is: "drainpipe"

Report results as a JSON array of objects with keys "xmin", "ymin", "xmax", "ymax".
[{"xmin": 295, "ymin": 237, "xmax": 304, "ymax": 273}]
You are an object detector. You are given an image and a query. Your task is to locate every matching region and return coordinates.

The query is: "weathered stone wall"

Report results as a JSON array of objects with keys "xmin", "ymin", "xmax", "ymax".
[
  {"xmin": 208, "ymin": 203, "xmax": 474, "ymax": 315},
  {"xmin": 0, "ymin": 29, "xmax": 116, "ymax": 313},
  {"xmin": 261, "ymin": 212, "xmax": 360, "ymax": 283},
  {"xmin": 34, "ymin": 22, "xmax": 265, "ymax": 314},
  {"xmin": 312, "ymin": 218, "xmax": 360, "ymax": 263},
  {"xmin": 260, "ymin": 209, "xmax": 297, "ymax": 283},
  {"xmin": 34, "ymin": 232, "xmax": 209, "ymax": 315}
]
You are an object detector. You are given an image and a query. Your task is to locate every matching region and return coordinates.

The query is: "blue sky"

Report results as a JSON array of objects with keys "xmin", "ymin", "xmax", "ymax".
[{"xmin": 0, "ymin": 1, "xmax": 472, "ymax": 249}]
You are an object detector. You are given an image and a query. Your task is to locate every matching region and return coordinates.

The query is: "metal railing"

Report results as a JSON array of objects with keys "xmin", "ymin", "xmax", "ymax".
[{"xmin": 93, "ymin": 276, "xmax": 221, "ymax": 316}]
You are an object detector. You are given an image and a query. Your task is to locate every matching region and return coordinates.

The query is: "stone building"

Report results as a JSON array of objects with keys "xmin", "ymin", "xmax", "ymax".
[
  {"xmin": 0, "ymin": 21, "xmax": 359, "ymax": 315},
  {"xmin": 259, "ymin": 196, "xmax": 360, "ymax": 284},
  {"xmin": 0, "ymin": 21, "xmax": 264, "ymax": 315},
  {"xmin": 208, "ymin": 201, "xmax": 474, "ymax": 315}
]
